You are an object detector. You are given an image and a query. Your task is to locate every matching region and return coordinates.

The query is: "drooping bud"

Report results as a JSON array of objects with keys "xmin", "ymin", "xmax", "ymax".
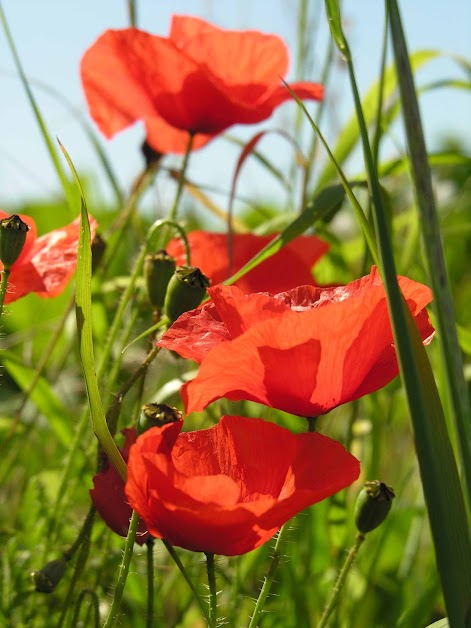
[
  {"xmin": 163, "ymin": 265, "xmax": 210, "ymax": 323},
  {"xmin": 141, "ymin": 141, "xmax": 163, "ymax": 169},
  {"xmin": 0, "ymin": 214, "xmax": 29, "ymax": 269},
  {"xmin": 137, "ymin": 403, "xmax": 183, "ymax": 435},
  {"xmin": 354, "ymin": 480, "xmax": 395, "ymax": 534},
  {"xmin": 91, "ymin": 233, "xmax": 106, "ymax": 273},
  {"xmin": 31, "ymin": 555, "xmax": 68, "ymax": 593},
  {"xmin": 144, "ymin": 250, "xmax": 176, "ymax": 310}
]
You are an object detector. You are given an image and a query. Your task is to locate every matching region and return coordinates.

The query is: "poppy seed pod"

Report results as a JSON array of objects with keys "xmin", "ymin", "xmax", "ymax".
[
  {"xmin": 0, "ymin": 214, "xmax": 29, "ymax": 269},
  {"xmin": 144, "ymin": 250, "xmax": 176, "ymax": 310},
  {"xmin": 163, "ymin": 265, "xmax": 210, "ymax": 323},
  {"xmin": 138, "ymin": 403, "xmax": 183, "ymax": 435},
  {"xmin": 354, "ymin": 480, "xmax": 395, "ymax": 534},
  {"xmin": 0, "ymin": 211, "xmax": 98, "ymax": 304}
]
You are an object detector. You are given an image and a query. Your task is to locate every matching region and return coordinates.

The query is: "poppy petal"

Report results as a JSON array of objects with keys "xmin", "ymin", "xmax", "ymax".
[
  {"xmin": 177, "ymin": 268, "xmax": 434, "ymax": 417},
  {"xmin": 165, "ymin": 231, "xmax": 329, "ymax": 293},
  {"xmin": 125, "ymin": 415, "xmax": 360, "ymax": 555},
  {"xmin": 3, "ymin": 215, "xmax": 97, "ymax": 304}
]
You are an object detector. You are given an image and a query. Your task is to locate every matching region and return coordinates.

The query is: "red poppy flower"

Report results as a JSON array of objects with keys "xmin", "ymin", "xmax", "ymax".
[
  {"xmin": 166, "ymin": 231, "xmax": 329, "ymax": 294},
  {"xmin": 80, "ymin": 15, "xmax": 323, "ymax": 154},
  {"xmin": 158, "ymin": 267, "xmax": 435, "ymax": 417},
  {"xmin": 90, "ymin": 428, "xmax": 149, "ymax": 545},
  {"xmin": 0, "ymin": 212, "xmax": 98, "ymax": 304},
  {"xmin": 125, "ymin": 415, "xmax": 359, "ymax": 556}
]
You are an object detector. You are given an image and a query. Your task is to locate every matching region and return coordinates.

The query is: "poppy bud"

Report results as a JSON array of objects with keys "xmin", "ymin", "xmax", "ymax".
[
  {"xmin": 144, "ymin": 250, "xmax": 176, "ymax": 310},
  {"xmin": 31, "ymin": 555, "xmax": 68, "ymax": 593},
  {"xmin": 141, "ymin": 141, "xmax": 163, "ymax": 168},
  {"xmin": 163, "ymin": 265, "xmax": 210, "ymax": 323},
  {"xmin": 91, "ymin": 233, "xmax": 106, "ymax": 272},
  {"xmin": 354, "ymin": 480, "xmax": 395, "ymax": 534},
  {"xmin": 137, "ymin": 403, "xmax": 182, "ymax": 435},
  {"xmin": 0, "ymin": 214, "xmax": 29, "ymax": 269}
]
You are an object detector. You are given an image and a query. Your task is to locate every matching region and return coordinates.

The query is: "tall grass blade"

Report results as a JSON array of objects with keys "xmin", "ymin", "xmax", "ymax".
[
  {"xmin": 387, "ymin": 0, "xmax": 471, "ymax": 512},
  {"xmin": 58, "ymin": 141, "xmax": 127, "ymax": 481},
  {"xmin": 325, "ymin": 2, "xmax": 471, "ymax": 625}
]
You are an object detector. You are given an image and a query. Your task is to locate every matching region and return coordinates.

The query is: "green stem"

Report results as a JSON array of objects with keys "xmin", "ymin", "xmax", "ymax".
[
  {"xmin": 102, "ymin": 510, "xmax": 140, "ymax": 628},
  {"xmin": 248, "ymin": 523, "xmax": 291, "ymax": 628},
  {"xmin": 56, "ymin": 507, "xmax": 96, "ymax": 628},
  {"xmin": 127, "ymin": 0, "xmax": 137, "ymax": 27},
  {"xmin": 284, "ymin": 84, "xmax": 379, "ymax": 267},
  {"xmin": 0, "ymin": 268, "xmax": 10, "ymax": 322},
  {"xmin": 205, "ymin": 552, "xmax": 217, "ymax": 628},
  {"xmin": 65, "ymin": 505, "xmax": 96, "ymax": 562},
  {"xmin": 307, "ymin": 416, "xmax": 317, "ymax": 433},
  {"xmin": 146, "ymin": 538, "xmax": 155, "ymax": 628},
  {"xmin": 162, "ymin": 540, "xmax": 211, "ymax": 625},
  {"xmin": 70, "ymin": 589, "xmax": 100, "ymax": 628},
  {"xmin": 316, "ymin": 532, "xmax": 365, "ymax": 628},
  {"xmin": 303, "ymin": 33, "xmax": 335, "ymax": 207},
  {"xmin": 169, "ymin": 133, "xmax": 195, "ymax": 222}
]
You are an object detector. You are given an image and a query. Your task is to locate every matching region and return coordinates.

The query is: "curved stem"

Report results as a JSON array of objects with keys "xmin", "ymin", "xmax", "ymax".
[
  {"xmin": 70, "ymin": 589, "xmax": 100, "ymax": 628},
  {"xmin": 248, "ymin": 523, "xmax": 291, "ymax": 628},
  {"xmin": 103, "ymin": 510, "xmax": 140, "ymax": 628},
  {"xmin": 205, "ymin": 552, "xmax": 217, "ymax": 628},
  {"xmin": 56, "ymin": 507, "xmax": 97, "ymax": 628},
  {"xmin": 316, "ymin": 532, "xmax": 365, "ymax": 628},
  {"xmin": 162, "ymin": 540, "xmax": 211, "ymax": 625},
  {"xmin": 101, "ymin": 163, "xmax": 159, "ymax": 275}
]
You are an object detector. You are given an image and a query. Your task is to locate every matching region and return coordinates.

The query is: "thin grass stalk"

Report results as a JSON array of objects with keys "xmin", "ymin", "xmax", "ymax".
[
  {"xmin": 324, "ymin": 2, "xmax": 471, "ymax": 624},
  {"xmin": 0, "ymin": 5, "xmax": 75, "ymax": 211},
  {"xmin": 386, "ymin": 0, "xmax": 471, "ymax": 511},
  {"xmin": 303, "ymin": 34, "xmax": 335, "ymax": 207}
]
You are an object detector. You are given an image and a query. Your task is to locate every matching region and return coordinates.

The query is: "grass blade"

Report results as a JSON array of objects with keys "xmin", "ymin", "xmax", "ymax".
[
  {"xmin": 387, "ymin": 0, "xmax": 471, "ymax": 512},
  {"xmin": 325, "ymin": 2, "xmax": 471, "ymax": 625},
  {"xmin": 58, "ymin": 141, "xmax": 127, "ymax": 481}
]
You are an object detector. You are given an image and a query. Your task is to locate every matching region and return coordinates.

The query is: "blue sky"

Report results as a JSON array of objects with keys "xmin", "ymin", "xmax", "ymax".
[{"xmin": 0, "ymin": 0, "xmax": 470, "ymax": 218}]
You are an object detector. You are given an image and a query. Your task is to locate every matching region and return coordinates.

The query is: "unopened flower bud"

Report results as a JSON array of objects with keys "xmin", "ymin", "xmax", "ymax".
[
  {"xmin": 163, "ymin": 265, "xmax": 210, "ymax": 323},
  {"xmin": 141, "ymin": 141, "xmax": 163, "ymax": 168},
  {"xmin": 144, "ymin": 250, "xmax": 176, "ymax": 310},
  {"xmin": 354, "ymin": 480, "xmax": 395, "ymax": 534},
  {"xmin": 0, "ymin": 214, "xmax": 29, "ymax": 269},
  {"xmin": 31, "ymin": 555, "xmax": 68, "ymax": 593},
  {"xmin": 91, "ymin": 233, "xmax": 106, "ymax": 273},
  {"xmin": 138, "ymin": 403, "xmax": 182, "ymax": 435}
]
